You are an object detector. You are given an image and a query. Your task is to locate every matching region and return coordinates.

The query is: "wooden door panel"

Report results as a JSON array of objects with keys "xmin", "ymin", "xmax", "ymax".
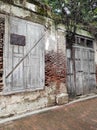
[
  {"xmin": 67, "ymin": 75, "xmax": 75, "ymax": 95},
  {"xmin": 12, "ymin": 61, "xmax": 24, "ymax": 90},
  {"xmin": 67, "ymin": 59, "xmax": 73, "ymax": 74},
  {"xmin": 4, "ymin": 17, "xmax": 45, "ymax": 94},
  {"xmin": 67, "ymin": 45, "xmax": 96, "ymax": 97},
  {"xmin": 75, "ymin": 72, "xmax": 83, "ymax": 95}
]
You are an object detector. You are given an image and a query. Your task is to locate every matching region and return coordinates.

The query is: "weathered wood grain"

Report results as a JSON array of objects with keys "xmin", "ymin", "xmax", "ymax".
[
  {"xmin": 4, "ymin": 16, "xmax": 45, "ymax": 94},
  {"xmin": 67, "ymin": 45, "xmax": 96, "ymax": 97}
]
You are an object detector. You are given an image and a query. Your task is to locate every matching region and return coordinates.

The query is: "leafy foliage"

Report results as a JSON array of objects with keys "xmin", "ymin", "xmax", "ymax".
[{"xmin": 40, "ymin": 0, "xmax": 97, "ymax": 38}]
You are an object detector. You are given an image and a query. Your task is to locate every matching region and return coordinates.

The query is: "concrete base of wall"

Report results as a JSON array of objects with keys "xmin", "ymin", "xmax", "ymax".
[
  {"xmin": 56, "ymin": 93, "xmax": 68, "ymax": 105},
  {"xmin": 0, "ymin": 83, "xmax": 68, "ymax": 120}
]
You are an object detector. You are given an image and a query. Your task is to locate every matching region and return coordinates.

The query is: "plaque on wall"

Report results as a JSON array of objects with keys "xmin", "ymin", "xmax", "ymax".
[{"xmin": 10, "ymin": 33, "xmax": 26, "ymax": 46}]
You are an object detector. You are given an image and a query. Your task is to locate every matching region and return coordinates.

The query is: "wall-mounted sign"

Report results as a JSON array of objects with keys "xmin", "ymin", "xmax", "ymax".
[{"xmin": 10, "ymin": 33, "xmax": 26, "ymax": 46}]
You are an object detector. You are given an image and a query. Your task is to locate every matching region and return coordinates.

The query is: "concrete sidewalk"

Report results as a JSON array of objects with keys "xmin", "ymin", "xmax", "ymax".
[{"xmin": 0, "ymin": 97, "xmax": 97, "ymax": 130}]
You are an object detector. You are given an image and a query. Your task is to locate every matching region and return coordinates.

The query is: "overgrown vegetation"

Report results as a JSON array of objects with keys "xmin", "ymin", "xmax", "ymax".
[{"xmin": 40, "ymin": 0, "xmax": 97, "ymax": 41}]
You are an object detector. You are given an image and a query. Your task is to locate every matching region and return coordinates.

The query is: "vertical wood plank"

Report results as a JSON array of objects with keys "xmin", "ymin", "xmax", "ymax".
[{"xmin": 4, "ymin": 16, "xmax": 45, "ymax": 94}]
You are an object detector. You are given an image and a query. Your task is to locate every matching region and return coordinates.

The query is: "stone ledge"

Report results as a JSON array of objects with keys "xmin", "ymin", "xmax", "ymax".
[{"xmin": 56, "ymin": 93, "xmax": 68, "ymax": 105}]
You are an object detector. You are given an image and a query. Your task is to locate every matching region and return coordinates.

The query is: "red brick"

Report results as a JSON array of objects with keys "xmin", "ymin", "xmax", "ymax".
[{"xmin": 45, "ymin": 51, "xmax": 66, "ymax": 87}]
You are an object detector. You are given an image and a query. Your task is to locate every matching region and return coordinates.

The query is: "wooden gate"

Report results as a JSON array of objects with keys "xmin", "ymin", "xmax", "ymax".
[{"xmin": 67, "ymin": 45, "xmax": 96, "ymax": 97}]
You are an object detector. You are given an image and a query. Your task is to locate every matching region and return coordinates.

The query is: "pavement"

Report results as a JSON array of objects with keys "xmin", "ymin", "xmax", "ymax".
[{"xmin": 0, "ymin": 97, "xmax": 97, "ymax": 130}]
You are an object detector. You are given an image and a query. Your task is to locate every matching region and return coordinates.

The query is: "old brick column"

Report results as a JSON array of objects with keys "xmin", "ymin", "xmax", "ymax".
[{"xmin": 45, "ymin": 27, "xmax": 68, "ymax": 105}]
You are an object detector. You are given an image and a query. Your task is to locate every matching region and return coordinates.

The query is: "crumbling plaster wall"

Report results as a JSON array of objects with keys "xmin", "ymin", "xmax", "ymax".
[
  {"xmin": 45, "ymin": 25, "xmax": 67, "ymax": 91},
  {"xmin": 0, "ymin": 0, "xmax": 68, "ymax": 119}
]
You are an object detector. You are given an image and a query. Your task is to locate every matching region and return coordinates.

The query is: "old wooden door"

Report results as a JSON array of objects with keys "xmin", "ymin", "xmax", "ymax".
[
  {"xmin": 67, "ymin": 45, "xmax": 96, "ymax": 97},
  {"xmin": 3, "ymin": 16, "xmax": 45, "ymax": 94}
]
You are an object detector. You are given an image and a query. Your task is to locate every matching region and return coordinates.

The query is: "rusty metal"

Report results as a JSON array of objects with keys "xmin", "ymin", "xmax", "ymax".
[{"xmin": 10, "ymin": 33, "xmax": 26, "ymax": 46}]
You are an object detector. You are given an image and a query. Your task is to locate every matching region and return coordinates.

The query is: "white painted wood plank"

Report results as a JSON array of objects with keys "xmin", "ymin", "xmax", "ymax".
[{"xmin": 4, "ymin": 16, "xmax": 45, "ymax": 94}]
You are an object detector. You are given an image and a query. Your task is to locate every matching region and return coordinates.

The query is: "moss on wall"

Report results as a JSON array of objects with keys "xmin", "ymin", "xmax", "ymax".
[
  {"xmin": 0, "ymin": 0, "xmax": 13, "ymax": 3},
  {"xmin": 27, "ymin": 0, "xmax": 52, "ymax": 18},
  {"xmin": 0, "ymin": 0, "xmax": 52, "ymax": 18}
]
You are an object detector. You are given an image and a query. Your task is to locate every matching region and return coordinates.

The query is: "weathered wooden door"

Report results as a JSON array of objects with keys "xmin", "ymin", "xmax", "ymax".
[
  {"xmin": 67, "ymin": 45, "xmax": 96, "ymax": 97},
  {"xmin": 3, "ymin": 17, "xmax": 45, "ymax": 94}
]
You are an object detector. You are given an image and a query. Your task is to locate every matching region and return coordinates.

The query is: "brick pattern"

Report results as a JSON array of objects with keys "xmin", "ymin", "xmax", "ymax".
[
  {"xmin": 45, "ymin": 51, "xmax": 66, "ymax": 87},
  {"xmin": 0, "ymin": 17, "xmax": 4, "ymax": 92}
]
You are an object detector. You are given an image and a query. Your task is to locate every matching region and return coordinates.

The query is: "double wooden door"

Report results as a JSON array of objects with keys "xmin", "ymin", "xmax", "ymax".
[{"xmin": 67, "ymin": 45, "xmax": 96, "ymax": 97}]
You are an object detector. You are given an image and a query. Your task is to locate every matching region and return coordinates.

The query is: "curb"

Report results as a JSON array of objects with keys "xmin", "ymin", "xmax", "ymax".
[{"xmin": 66, "ymin": 93, "xmax": 97, "ymax": 106}]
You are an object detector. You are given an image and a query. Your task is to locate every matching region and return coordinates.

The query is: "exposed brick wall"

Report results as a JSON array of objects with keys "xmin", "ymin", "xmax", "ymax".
[
  {"xmin": 0, "ymin": 17, "xmax": 5, "ymax": 92},
  {"xmin": 45, "ymin": 51, "xmax": 66, "ymax": 88}
]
